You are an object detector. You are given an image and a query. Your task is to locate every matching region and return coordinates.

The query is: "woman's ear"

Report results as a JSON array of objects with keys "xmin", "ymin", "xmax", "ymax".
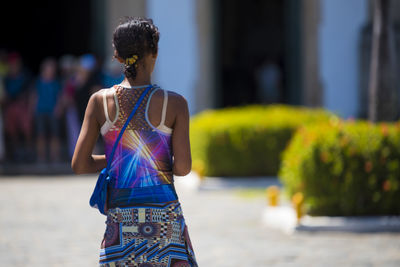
[{"xmin": 114, "ymin": 50, "xmax": 124, "ymax": 63}]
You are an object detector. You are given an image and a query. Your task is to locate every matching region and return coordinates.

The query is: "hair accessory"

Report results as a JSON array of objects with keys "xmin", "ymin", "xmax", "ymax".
[{"xmin": 125, "ymin": 55, "xmax": 138, "ymax": 65}]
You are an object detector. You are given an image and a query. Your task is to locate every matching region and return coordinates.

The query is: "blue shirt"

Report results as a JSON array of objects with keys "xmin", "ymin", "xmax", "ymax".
[
  {"xmin": 5, "ymin": 72, "xmax": 30, "ymax": 100},
  {"xmin": 36, "ymin": 79, "xmax": 61, "ymax": 114}
]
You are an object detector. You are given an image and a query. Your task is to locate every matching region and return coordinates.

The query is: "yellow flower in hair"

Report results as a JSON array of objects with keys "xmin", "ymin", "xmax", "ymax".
[{"xmin": 125, "ymin": 55, "xmax": 138, "ymax": 65}]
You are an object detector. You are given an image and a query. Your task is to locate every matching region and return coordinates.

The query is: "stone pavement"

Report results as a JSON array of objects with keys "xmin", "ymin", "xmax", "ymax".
[{"xmin": 0, "ymin": 174, "xmax": 399, "ymax": 267}]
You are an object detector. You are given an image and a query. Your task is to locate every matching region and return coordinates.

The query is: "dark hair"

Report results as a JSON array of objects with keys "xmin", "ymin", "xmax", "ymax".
[{"xmin": 113, "ymin": 17, "xmax": 160, "ymax": 79}]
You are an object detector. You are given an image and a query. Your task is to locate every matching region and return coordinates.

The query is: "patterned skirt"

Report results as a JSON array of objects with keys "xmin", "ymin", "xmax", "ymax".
[{"xmin": 99, "ymin": 201, "xmax": 197, "ymax": 267}]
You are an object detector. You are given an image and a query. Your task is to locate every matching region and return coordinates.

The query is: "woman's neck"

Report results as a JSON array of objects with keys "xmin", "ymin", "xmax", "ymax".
[{"xmin": 120, "ymin": 72, "xmax": 152, "ymax": 87}]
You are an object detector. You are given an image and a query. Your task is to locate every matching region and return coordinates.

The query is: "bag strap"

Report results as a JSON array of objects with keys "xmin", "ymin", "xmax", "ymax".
[{"xmin": 106, "ymin": 84, "xmax": 153, "ymax": 171}]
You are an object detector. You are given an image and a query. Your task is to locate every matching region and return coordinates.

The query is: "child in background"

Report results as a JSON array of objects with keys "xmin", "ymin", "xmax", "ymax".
[{"xmin": 35, "ymin": 58, "xmax": 61, "ymax": 163}]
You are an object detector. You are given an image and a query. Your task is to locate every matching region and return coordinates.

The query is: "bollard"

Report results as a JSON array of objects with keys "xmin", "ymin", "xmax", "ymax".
[
  {"xmin": 292, "ymin": 192, "xmax": 304, "ymax": 222},
  {"xmin": 266, "ymin": 186, "xmax": 280, "ymax": 206},
  {"xmin": 192, "ymin": 160, "xmax": 205, "ymax": 180}
]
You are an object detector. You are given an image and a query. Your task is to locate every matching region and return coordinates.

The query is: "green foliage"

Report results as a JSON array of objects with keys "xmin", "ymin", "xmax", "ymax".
[
  {"xmin": 278, "ymin": 119, "xmax": 400, "ymax": 216},
  {"xmin": 190, "ymin": 104, "xmax": 337, "ymax": 177}
]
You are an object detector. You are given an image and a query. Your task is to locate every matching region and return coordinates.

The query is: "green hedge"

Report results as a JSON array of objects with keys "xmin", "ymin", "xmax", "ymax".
[
  {"xmin": 278, "ymin": 119, "xmax": 400, "ymax": 216},
  {"xmin": 190, "ymin": 104, "xmax": 337, "ymax": 177}
]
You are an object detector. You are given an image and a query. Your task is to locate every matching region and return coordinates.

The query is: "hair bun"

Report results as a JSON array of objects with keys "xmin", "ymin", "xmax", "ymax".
[
  {"xmin": 113, "ymin": 17, "xmax": 160, "ymax": 80},
  {"xmin": 124, "ymin": 63, "xmax": 137, "ymax": 78}
]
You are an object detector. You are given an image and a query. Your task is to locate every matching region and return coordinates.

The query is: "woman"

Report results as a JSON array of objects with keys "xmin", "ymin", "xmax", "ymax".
[{"xmin": 72, "ymin": 17, "xmax": 197, "ymax": 267}]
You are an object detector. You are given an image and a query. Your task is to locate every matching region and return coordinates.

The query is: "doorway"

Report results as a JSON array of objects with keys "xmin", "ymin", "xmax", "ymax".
[{"xmin": 215, "ymin": 0, "xmax": 302, "ymax": 107}]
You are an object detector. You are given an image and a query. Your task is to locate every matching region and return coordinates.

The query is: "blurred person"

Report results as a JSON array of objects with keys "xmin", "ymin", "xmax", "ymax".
[
  {"xmin": 34, "ymin": 57, "xmax": 61, "ymax": 163},
  {"xmin": 75, "ymin": 54, "xmax": 102, "ymax": 123},
  {"xmin": 59, "ymin": 54, "xmax": 76, "ymax": 85},
  {"xmin": 72, "ymin": 17, "xmax": 197, "ymax": 266},
  {"xmin": 3, "ymin": 52, "xmax": 33, "ymax": 161},
  {"xmin": 56, "ymin": 55, "xmax": 80, "ymax": 159},
  {"xmin": 0, "ymin": 50, "xmax": 7, "ymax": 161},
  {"xmin": 0, "ymin": 79, "xmax": 4, "ymax": 162},
  {"xmin": 255, "ymin": 58, "xmax": 282, "ymax": 104},
  {"xmin": 75, "ymin": 54, "xmax": 103, "ymax": 156},
  {"xmin": 102, "ymin": 59, "xmax": 124, "ymax": 88}
]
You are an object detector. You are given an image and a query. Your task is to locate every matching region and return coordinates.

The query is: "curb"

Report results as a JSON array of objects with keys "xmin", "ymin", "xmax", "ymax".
[
  {"xmin": 296, "ymin": 214, "xmax": 400, "ymax": 233},
  {"xmin": 262, "ymin": 205, "xmax": 400, "ymax": 234}
]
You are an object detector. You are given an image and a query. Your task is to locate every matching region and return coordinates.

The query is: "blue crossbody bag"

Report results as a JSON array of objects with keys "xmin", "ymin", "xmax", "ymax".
[{"xmin": 89, "ymin": 84, "xmax": 153, "ymax": 215}]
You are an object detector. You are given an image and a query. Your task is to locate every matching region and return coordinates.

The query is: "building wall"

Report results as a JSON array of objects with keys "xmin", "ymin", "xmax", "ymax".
[
  {"xmin": 301, "ymin": 0, "xmax": 322, "ymax": 107},
  {"xmin": 318, "ymin": 0, "xmax": 368, "ymax": 119},
  {"xmin": 105, "ymin": 0, "xmax": 147, "ymax": 58},
  {"xmin": 194, "ymin": 0, "xmax": 216, "ymax": 113},
  {"xmin": 147, "ymin": 0, "xmax": 199, "ymax": 114}
]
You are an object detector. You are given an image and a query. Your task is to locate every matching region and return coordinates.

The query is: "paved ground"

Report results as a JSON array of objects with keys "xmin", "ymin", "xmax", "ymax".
[{"xmin": 1, "ymin": 174, "xmax": 400, "ymax": 267}]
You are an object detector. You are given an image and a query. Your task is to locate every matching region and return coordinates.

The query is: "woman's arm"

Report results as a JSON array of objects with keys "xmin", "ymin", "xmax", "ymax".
[
  {"xmin": 71, "ymin": 92, "xmax": 107, "ymax": 174},
  {"xmin": 171, "ymin": 94, "xmax": 192, "ymax": 176}
]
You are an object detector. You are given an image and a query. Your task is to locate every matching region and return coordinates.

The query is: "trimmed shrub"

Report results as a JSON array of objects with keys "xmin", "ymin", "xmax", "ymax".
[
  {"xmin": 278, "ymin": 119, "xmax": 400, "ymax": 216},
  {"xmin": 190, "ymin": 104, "xmax": 338, "ymax": 177}
]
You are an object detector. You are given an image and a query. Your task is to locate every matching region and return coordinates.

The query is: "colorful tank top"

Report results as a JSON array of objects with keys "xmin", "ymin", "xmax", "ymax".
[{"xmin": 100, "ymin": 84, "xmax": 177, "ymax": 208}]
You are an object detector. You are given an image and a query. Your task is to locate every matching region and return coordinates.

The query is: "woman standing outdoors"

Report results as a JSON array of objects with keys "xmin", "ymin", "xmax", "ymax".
[{"xmin": 72, "ymin": 17, "xmax": 197, "ymax": 266}]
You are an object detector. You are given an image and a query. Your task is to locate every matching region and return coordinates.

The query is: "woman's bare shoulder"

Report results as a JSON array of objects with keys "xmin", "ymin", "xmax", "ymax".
[
  {"xmin": 96, "ymin": 87, "xmax": 114, "ymax": 97},
  {"xmin": 91, "ymin": 87, "xmax": 116, "ymax": 103},
  {"xmin": 87, "ymin": 89, "xmax": 105, "ymax": 109},
  {"xmin": 166, "ymin": 90, "xmax": 189, "ymax": 112},
  {"xmin": 86, "ymin": 88, "xmax": 112, "ymax": 121}
]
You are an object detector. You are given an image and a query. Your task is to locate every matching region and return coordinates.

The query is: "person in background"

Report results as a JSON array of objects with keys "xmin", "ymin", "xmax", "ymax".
[
  {"xmin": 34, "ymin": 57, "xmax": 61, "ymax": 163},
  {"xmin": 255, "ymin": 58, "xmax": 282, "ymax": 104},
  {"xmin": 75, "ymin": 54, "xmax": 102, "ymax": 124},
  {"xmin": 59, "ymin": 54, "xmax": 76, "ymax": 86},
  {"xmin": 56, "ymin": 55, "xmax": 80, "ymax": 159},
  {"xmin": 74, "ymin": 54, "xmax": 104, "ymax": 155},
  {"xmin": 3, "ymin": 52, "xmax": 33, "ymax": 161},
  {"xmin": 0, "ymin": 81, "xmax": 4, "ymax": 162},
  {"xmin": 0, "ymin": 50, "xmax": 8, "ymax": 162}
]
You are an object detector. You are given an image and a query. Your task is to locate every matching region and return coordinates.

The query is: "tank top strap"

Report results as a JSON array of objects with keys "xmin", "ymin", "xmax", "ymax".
[
  {"xmin": 158, "ymin": 89, "xmax": 168, "ymax": 128},
  {"xmin": 100, "ymin": 87, "xmax": 120, "ymax": 135},
  {"xmin": 102, "ymin": 86, "xmax": 119, "ymax": 123}
]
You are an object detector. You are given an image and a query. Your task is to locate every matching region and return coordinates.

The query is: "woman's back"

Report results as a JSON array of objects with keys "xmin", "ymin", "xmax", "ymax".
[{"xmin": 101, "ymin": 84, "xmax": 178, "ymax": 206}]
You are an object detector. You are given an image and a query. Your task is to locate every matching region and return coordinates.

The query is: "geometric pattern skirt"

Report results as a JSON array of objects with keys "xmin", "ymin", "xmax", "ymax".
[{"xmin": 99, "ymin": 201, "xmax": 197, "ymax": 267}]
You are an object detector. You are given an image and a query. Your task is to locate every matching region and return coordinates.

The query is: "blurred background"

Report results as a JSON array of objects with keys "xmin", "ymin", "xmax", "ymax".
[
  {"xmin": 1, "ymin": 0, "xmax": 400, "ymax": 266},
  {"xmin": 0, "ymin": 0, "xmax": 399, "ymax": 173}
]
